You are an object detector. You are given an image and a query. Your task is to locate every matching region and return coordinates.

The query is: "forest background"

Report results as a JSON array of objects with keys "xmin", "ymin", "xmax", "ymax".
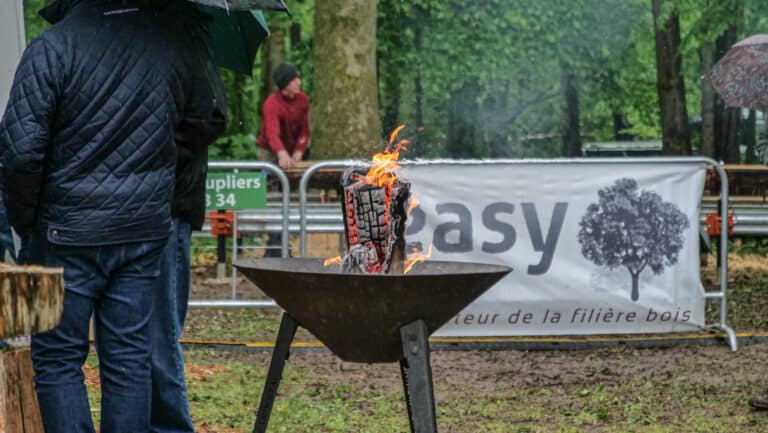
[{"xmin": 20, "ymin": 0, "xmax": 768, "ymax": 162}]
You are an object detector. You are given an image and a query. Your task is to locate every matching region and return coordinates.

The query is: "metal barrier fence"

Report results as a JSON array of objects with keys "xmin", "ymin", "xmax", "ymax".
[
  {"xmin": 189, "ymin": 158, "xmax": 736, "ymax": 349},
  {"xmin": 188, "ymin": 161, "xmax": 289, "ymax": 309},
  {"xmin": 297, "ymin": 158, "xmax": 736, "ymax": 350},
  {"xmin": 197, "ymin": 200, "xmax": 768, "ymax": 237}
]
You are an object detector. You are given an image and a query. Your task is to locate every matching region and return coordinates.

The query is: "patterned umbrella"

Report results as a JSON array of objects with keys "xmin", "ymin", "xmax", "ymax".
[{"xmin": 704, "ymin": 34, "xmax": 768, "ymax": 111}]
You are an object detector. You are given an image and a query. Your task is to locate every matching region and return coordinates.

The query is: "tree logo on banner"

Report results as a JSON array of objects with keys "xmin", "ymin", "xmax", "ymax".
[{"xmin": 577, "ymin": 178, "xmax": 689, "ymax": 301}]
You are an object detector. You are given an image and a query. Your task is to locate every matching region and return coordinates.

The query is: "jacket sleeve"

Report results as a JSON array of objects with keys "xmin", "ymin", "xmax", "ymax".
[
  {"xmin": 176, "ymin": 25, "xmax": 228, "ymax": 148},
  {"xmin": 262, "ymin": 98, "xmax": 287, "ymax": 153},
  {"xmin": 0, "ymin": 39, "xmax": 63, "ymax": 236}
]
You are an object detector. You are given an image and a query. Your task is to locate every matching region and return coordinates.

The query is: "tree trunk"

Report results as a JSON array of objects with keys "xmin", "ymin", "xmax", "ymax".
[
  {"xmin": 312, "ymin": 0, "xmax": 381, "ymax": 159},
  {"xmin": 631, "ymin": 272, "xmax": 640, "ymax": 301},
  {"xmin": 746, "ymin": 110, "xmax": 757, "ymax": 163},
  {"xmin": 713, "ymin": 7, "xmax": 740, "ymax": 161},
  {"xmin": 414, "ymin": 70, "xmax": 424, "ymax": 130},
  {"xmin": 378, "ymin": 0, "xmax": 403, "ymax": 138},
  {"xmin": 0, "ymin": 265, "xmax": 64, "ymax": 340},
  {"xmin": 725, "ymin": 108, "xmax": 741, "ymax": 163},
  {"xmin": 259, "ymin": 27, "xmax": 287, "ymax": 109},
  {"xmin": 0, "ymin": 349, "xmax": 44, "ymax": 433},
  {"xmin": 380, "ymin": 70, "xmax": 401, "ymax": 139},
  {"xmin": 232, "ymin": 73, "xmax": 246, "ymax": 135},
  {"xmin": 483, "ymin": 84, "xmax": 511, "ymax": 157},
  {"xmin": 652, "ymin": 0, "xmax": 691, "ymax": 155},
  {"xmin": 561, "ymin": 70, "xmax": 581, "ymax": 157},
  {"xmin": 700, "ymin": 40, "xmax": 716, "ymax": 157},
  {"xmin": 413, "ymin": 5, "xmax": 424, "ymax": 130},
  {"xmin": 446, "ymin": 84, "xmax": 480, "ymax": 158},
  {"xmin": 612, "ymin": 113, "xmax": 633, "ymax": 141}
]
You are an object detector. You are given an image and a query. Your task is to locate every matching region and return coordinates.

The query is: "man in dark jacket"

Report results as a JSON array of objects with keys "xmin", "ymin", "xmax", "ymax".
[
  {"xmin": 148, "ymin": 12, "xmax": 227, "ymax": 433},
  {"xmin": 0, "ymin": 1, "xmax": 222, "ymax": 431}
]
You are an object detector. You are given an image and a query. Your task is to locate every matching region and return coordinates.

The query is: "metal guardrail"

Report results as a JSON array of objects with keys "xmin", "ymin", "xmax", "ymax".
[
  {"xmin": 193, "ymin": 158, "xmax": 738, "ymax": 350},
  {"xmin": 196, "ymin": 200, "xmax": 768, "ymax": 237},
  {"xmin": 296, "ymin": 158, "xmax": 736, "ymax": 351}
]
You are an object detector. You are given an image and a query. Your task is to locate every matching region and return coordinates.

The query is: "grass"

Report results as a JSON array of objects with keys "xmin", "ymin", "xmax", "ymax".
[
  {"xmin": 77, "ymin": 253, "xmax": 768, "ymax": 432},
  {"xmin": 81, "ymin": 346, "xmax": 768, "ymax": 432}
]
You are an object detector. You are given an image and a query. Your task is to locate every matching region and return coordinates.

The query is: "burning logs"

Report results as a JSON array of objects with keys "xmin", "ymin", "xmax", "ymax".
[
  {"xmin": 340, "ymin": 167, "xmax": 411, "ymax": 274},
  {"xmin": 0, "ymin": 264, "xmax": 64, "ymax": 340},
  {"xmin": 332, "ymin": 125, "xmax": 430, "ymax": 275}
]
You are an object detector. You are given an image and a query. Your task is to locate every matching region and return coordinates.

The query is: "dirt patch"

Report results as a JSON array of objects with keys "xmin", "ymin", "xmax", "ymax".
[
  {"xmin": 176, "ymin": 254, "xmax": 768, "ymax": 431},
  {"xmin": 186, "ymin": 364, "xmax": 232, "ymax": 381},
  {"xmin": 185, "ymin": 341, "xmax": 768, "ymax": 432},
  {"xmin": 222, "ymin": 342, "xmax": 766, "ymax": 395}
]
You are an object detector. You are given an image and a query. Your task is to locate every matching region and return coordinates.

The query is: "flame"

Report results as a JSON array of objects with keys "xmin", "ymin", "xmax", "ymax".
[
  {"xmin": 323, "ymin": 256, "xmax": 342, "ymax": 267},
  {"xmin": 365, "ymin": 124, "xmax": 409, "ymax": 213},
  {"xmin": 388, "ymin": 124, "xmax": 406, "ymax": 146},
  {"xmin": 404, "ymin": 245, "xmax": 433, "ymax": 274},
  {"xmin": 407, "ymin": 197, "xmax": 420, "ymax": 217}
]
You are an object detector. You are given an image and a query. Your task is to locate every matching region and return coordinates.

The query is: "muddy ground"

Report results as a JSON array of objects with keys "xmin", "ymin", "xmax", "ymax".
[{"xmin": 181, "ymin": 253, "xmax": 768, "ymax": 431}]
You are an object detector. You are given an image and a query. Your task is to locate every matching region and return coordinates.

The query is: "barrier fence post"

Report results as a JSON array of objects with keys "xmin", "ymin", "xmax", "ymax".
[
  {"xmin": 216, "ymin": 209, "xmax": 227, "ymax": 280},
  {"xmin": 190, "ymin": 161, "xmax": 288, "ymax": 309},
  {"xmin": 299, "ymin": 160, "xmax": 368, "ymax": 257}
]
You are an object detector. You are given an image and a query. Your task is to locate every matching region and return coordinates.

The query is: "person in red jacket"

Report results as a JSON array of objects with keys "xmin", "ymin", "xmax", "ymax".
[
  {"xmin": 258, "ymin": 63, "xmax": 310, "ymax": 256},
  {"xmin": 258, "ymin": 63, "xmax": 310, "ymax": 170}
]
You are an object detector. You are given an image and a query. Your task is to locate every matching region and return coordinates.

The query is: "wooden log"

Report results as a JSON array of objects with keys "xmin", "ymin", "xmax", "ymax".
[
  {"xmin": 0, "ymin": 349, "xmax": 43, "ymax": 433},
  {"xmin": 283, "ymin": 160, "xmax": 346, "ymax": 189},
  {"xmin": 0, "ymin": 264, "xmax": 64, "ymax": 340}
]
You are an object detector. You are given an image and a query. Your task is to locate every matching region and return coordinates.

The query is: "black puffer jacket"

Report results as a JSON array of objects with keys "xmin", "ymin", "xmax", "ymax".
[{"xmin": 0, "ymin": 0, "xmax": 226, "ymax": 244}]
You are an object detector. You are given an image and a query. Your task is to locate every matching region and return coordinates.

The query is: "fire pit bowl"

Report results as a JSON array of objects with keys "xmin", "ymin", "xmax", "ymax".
[
  {"xmin": 236, "ymin": 257, "xmax": 511, "ymax": 433},
  {"xmin": 235, "ymin": 257, "xmax": 511, "ymax": 363}
]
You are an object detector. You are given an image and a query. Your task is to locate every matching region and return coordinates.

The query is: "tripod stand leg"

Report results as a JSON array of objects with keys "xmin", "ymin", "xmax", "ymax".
[
  {"xmin": 253, "ymin": 312, "xmax": 298, "ymax": 433},
  {"xmin": 399, "ymin": 319, "xmax": 438, "ymax": 433}
]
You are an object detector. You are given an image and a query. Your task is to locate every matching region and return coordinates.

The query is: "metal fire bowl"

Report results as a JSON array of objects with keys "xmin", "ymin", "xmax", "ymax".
[{"xmin": 234, "ymin": 258, "xmax": 511, "ymax": 363}]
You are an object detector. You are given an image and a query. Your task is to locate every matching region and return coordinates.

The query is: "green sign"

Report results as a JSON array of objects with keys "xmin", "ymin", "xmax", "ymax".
[{"xmin": 205, "ymin": 171, "xmax": 267, "ymax": 210}]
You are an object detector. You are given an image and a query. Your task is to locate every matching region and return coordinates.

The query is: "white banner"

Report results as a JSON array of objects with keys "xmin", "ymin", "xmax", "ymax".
[
  {"xmin": 401, "ymin": 161, "xmax": 706, "ymax": 336},
  {"xmin": 0, "ymin": 0, "xmax": 26, "ymax": 115}
]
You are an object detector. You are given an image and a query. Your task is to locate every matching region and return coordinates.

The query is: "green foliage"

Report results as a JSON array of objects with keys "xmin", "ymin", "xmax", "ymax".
[
  {"xmin": 20, "ymin": 0, "xmax": 768, "ymax": 160},
  {"xmin": 23, "ymin": 0, "xmax": 48, "ymax": 41},
  {"xmin": 728, "ymin": 237, "xmax": 768, "ymax": 256}
]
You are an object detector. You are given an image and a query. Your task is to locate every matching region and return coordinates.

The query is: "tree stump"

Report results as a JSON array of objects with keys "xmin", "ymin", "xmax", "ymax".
[
  {"xmin": 0, "ymin": 265, "xmax": 63, "ymax": 432},
  {"xmin": 0, "ymin": 264, "xmax": 64, "ymax": 340},
  {"xmin": 0, "ymin": 349, "xmax": 44, "ymax": 433}
]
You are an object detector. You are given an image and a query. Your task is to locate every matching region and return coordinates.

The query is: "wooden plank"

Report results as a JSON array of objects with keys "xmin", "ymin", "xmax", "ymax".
[
  {"xmin": 0, "ymin": 265, "xmax": 64, "ymax": 340},
  {"xmin": 283, "ymin": 160, "xmax": 346, "ymax": 189}
]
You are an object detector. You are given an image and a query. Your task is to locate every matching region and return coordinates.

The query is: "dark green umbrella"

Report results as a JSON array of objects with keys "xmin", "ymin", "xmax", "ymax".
[{"xmin": 198, "ymin": 5, "xmax": 270, "ymax": 75}]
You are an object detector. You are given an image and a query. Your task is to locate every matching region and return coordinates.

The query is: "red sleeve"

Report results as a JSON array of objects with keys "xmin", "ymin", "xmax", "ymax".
[
  {"xmin": 295, "ymin": 94, "xmax": 310, "ymax": 154},
  {"xmin": 262, "ymin": 97, "xmax": 286, "ymax": 153}
]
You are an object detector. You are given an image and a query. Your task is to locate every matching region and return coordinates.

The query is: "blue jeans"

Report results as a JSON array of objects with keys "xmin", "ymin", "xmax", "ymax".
[
  {"xmin": 26, "ymin": 233, "xmax": 165, "ymax": 433},
  {"xmin": 150, "ymin": 218, "xmax": 194, "ymax": 433}
]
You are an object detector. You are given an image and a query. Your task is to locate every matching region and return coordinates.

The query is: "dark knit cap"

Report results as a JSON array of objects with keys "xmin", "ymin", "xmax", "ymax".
[{"xmin": 273, "ymin": 63, "xmax": 300, "ymax": 90}]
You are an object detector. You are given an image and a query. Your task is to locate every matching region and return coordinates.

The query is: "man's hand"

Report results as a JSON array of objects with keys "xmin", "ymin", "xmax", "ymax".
[
  {"xmin": 291, "ymin": 151, "xmax": 303, "ymax": 163},
  {"xmin": 277, "ymin": 150, "xmax": 293, "ymax": 170}
]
